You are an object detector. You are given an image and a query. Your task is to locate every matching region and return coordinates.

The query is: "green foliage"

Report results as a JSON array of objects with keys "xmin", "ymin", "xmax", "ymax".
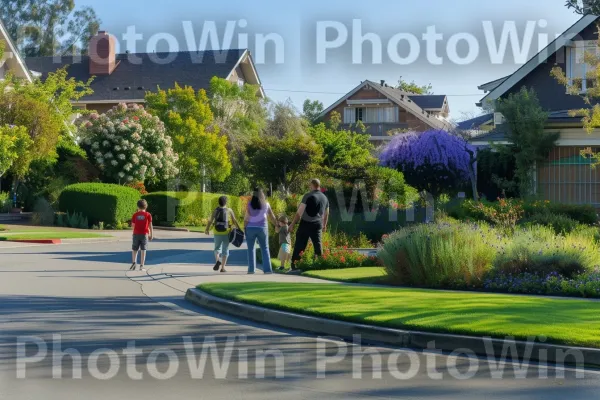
[
  {"xmin": 308, "ymin": 122, "xmax": 375, "ymax": 179},
  {"xmin": 493, "ymin": 226, "xmax": 600, "ymax": 278},
  {"xmin": 378, "ymin": 220, "xmax": 498, "ymax": 288},
  {"xmin": 520, "ymin": 213, "xmax": 580, "ymax": 234},
  {"xmin": 264, "ymin": 101, "xmax": 308, "ymax": 139},
  {"xmin": 0, "ymin": 192, "xmax": 10, "ymax": 213},
  {"xmin": 55, "ymin": 210, "xmax": 89, "ymax": 229},
  {"xmin": 210, "ymin": 171, "xmax": 251, "ymax": 196},
  {"xmin": 245, "ymin": 132, "xmax": 323, "ymax": 192},
  {"xmin": 0, "ymin": 125, "xmax": 31, "ymax": 178},
  {"xmin": 449, "ymin": 199, "xmax": 598, "ymax": 226},
  {"xmin": 378, "ymin": 219, "xmax": 600, "ymax": 289},
  {"xmin": 59, "ymin": 183, "xmax": 139, "ymax": 225},
  {"xmin": 0, "ymin": 0, "xmax": 100, "ymax": 57},
  {"xmin": 142, "ymin": 192, "xmax": 243, "ymax": 226},
  {"xmin": 396, "ymin": 76, "xmax": 433, "ymax": 94},
  {"xmin": 302, "ymin": 99, "xmax": 324, "ymax": 124},
  {"xmin": 494, "ymin": 88, "xmax": 557, "ymax": 196},
  {"xmin": 208, "ymin": 77, "xmax": 267, "ymax": 164},
  {"xmin": 145, "ymin": 83, "xmax": 231, "ymax": 183},
  {"xmin": 565, "ymin": 0, "xmax": 599, "ymax": 14},
  {"xmin": 0, "ymin": 68, "xmax": 93, "ymax": 177}
]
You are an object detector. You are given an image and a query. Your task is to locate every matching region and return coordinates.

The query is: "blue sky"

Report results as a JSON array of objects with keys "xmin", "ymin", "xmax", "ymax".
[{"xmin": 76, "ymin": 0, "xmax": 581, "ymax": 120}]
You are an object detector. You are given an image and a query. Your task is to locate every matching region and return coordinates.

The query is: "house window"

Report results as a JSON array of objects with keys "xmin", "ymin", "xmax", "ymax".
[
  {"xmin": 567, "ymin": 41, "xmax": 598, "ymax": 93},
  {"xmin": 355, "ymin": 107, "xmax": 364, "ymax": 122},
  {"xmin": 343, "ymin": 107, "xmax": 399, "ymax": 124},
  {"xmin": 237, "ymin": 78, "xmax": 244, "ymax": 87}
]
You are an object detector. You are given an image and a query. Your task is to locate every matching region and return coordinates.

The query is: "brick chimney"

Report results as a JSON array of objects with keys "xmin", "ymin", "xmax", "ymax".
[{"xmin": 88, "ymin": 31, "xmax": 118, "ymax": 75}]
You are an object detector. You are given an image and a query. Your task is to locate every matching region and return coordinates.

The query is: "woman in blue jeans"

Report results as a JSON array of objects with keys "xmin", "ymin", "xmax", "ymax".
[{"xmin": 244, "ymin": 187, "xmax": 277, "ymax": 274}]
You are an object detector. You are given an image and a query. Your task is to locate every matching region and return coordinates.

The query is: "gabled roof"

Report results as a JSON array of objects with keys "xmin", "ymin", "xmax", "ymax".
[
  {"xmin": 479, "ymin": 15, "xmax": 598, "ymax": 106},
  {"xmin": 25, "ymin": 49, "xmax": 264, "ymax": 102},
  {"xmin": 318, "ymin": 80, "xmax": 449, "ymax": 130},
  {"xmin": 477, "ymin": 76, "xmax": 509, "ymax": 93},
  {"xmin": 408, "ymin": 94, "xmax": 447, "ymax": 110},
  {"xmin": 469, "ymin": 129, "xmax": 509, "ymax": 145},
  {"xmin": 456, "ymin": 113, "xmax": 493, "ymax": 131},
  {"xmin": 469, "ymin": 110, "xmax": 586, "ymax": 145},
  {"xmin": 0, "ymin": 19, "xmax": 33, "ymax": 82}
]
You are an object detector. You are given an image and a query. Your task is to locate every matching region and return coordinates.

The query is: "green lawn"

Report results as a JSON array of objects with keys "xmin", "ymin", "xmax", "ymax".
[
  {"xmin": 0, "ymin": 231, "xmax": 109, "ymax": 241},
  {"xmin": 199, "ymin": 282, "xmax": 600, "ymax": 348},
  {"xmin": 303, "ymin": 267, "xmax": 389, "ymax": 284}
]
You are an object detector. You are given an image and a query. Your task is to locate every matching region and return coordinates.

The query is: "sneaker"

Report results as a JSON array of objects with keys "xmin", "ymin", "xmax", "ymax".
[
  {"xmin": 213, "ymin": 260, "xmax": 222, "ymax": 271},
  {"xmin": 140, "ymin": 265, "xmax": 146, "ymax": 271},
  {"xmin": 287, "ymin": 268, "xmax": 302, "ymax": 275},
  {"xmin": 277, "ymin": 266, "xmax": 286, "ymax": 271},
  {"xmin": 129, "ymin": 263, "xmax": 136, "ymax": 270},
  {"xmin": 247, "ymin": 271, "xmax": 255, "ymax": 275}
]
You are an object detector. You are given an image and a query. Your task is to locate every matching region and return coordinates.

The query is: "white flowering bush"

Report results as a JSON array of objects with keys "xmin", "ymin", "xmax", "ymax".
[{"xmin": 79, "ymin": 103, "xmax": 179, "ymax": 184}]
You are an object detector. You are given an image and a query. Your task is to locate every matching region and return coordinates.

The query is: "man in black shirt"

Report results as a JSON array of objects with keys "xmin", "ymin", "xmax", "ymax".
[{"xmin": 289, "ymin": 179, "xmax": 329, "ymax": 270}]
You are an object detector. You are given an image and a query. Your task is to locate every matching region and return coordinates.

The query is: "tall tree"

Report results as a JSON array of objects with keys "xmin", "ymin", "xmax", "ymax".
[
  {"xmin": 0, "ymin": 0, "xmax": 100, "ymax": 56},
  {"xmin": 566, "ymin": 0, "xmax": 599, "ymax": 14},
  {"xmin": 302, "ymin": 99, "xmax": 324, "ymax": 124},
  {"xmin": 145, "ymin": 84, "xmax": 231, "ymax": 184},
  {"xmin": 209, "ymin": 77, "xmax": 267, "ymax": 164},
  {"xmin": 264, "ymin": 100, "xmax": 309, "ymax": 138},
  {"xmin": 245, "ymin": 132, "xmax": 323, "ymax": 193},
  {"xmin": 396, "ymin": 76, "xmax": 433, "ymax": 94},
  {"xmin": 495, "ymin": 88, "xmax": 557, "ymax": 197}
]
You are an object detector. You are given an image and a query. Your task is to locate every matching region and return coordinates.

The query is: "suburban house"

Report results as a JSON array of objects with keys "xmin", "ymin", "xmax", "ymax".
[
  {"xmin": 25, "ymin": 31, "xmax": 265, "ymax": 113},
  {"xmin": 464, "ymin": 14, "xmax": 600, "ymax": 206},
  {"xmin": 318, "ymin": 79, "xmax": 452, "ymax": 141},
  {"xmin": 0, "ymin": 21, "xmax": 33, "ymax": 83}
]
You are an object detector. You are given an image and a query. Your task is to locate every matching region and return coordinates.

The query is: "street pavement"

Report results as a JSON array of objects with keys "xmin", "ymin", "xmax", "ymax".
[{"xmin": 0, "ymin": 229, "xmax": 599, "ymax": 399}]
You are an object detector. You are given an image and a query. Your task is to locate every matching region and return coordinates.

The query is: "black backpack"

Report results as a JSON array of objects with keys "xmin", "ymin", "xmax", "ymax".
[{"xmin": 214, "ymin": 207, "xmax": 228, "ymax": 232}]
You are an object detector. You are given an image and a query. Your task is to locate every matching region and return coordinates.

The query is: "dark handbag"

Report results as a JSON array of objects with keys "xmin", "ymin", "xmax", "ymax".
[{"xmin": 229, "ymin": 228, "xmax": 245, "ymax": 248}]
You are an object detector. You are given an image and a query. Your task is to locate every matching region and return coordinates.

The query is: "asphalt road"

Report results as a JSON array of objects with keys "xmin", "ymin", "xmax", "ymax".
[{"xmin": 0, "ymin": 231, "xmax": 599, "ymax": 399}]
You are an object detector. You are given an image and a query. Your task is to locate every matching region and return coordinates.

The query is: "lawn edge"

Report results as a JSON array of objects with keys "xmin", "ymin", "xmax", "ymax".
[{"xmin": 185, "ymin": 287, "xmax": 600, "ymax": 367}]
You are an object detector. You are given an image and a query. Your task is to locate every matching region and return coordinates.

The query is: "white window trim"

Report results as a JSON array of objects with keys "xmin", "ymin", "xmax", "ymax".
[{"xmin": 566, "ymin": 41, "xmax": 599, "ymax": 94}]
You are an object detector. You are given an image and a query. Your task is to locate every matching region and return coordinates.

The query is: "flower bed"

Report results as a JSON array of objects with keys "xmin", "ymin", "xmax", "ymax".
[{"xmin": 377, "ymin": 219, "xmax": 600, "ymax": 297}]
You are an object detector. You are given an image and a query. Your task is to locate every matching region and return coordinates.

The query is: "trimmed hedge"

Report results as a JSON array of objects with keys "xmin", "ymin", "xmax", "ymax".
[
  {"xmin": 142, "ymin": 192, "xmax": 243, "ymax": 226},
  {"xmin": 59, "ymin": 183, "xmax": 140, "ymax": 226}
]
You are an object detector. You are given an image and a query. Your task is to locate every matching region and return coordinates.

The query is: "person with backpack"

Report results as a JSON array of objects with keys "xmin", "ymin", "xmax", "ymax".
[{"xmin": 205, "ymin": 196, "xmax": 242, "ymax": 273}]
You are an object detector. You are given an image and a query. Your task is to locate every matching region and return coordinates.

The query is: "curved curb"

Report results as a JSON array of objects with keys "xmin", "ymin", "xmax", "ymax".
[{"xmin": 186, "ymin": 287, "xmax": 600, "ymax": 367}]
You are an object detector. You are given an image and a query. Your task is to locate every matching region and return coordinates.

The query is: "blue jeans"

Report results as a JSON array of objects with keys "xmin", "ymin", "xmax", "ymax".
[{"xmin": 246, "ymin": 226, "xmax": 272, "ymax": 273}]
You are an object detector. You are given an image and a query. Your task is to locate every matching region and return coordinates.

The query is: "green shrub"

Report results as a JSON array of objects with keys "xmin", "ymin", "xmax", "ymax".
[
  {"xmin": 296, "ymin": 245, "xmax": 378, "ymax": 271},
  {"xmin": 142, "ymin": 192, "xmax": 243, "ymax": 226},
  {"xmin": 378, "ymin": 220, "xmax": 499, "ymax": 288},
  {"xmin": 450, "ymin": 199, "xmax": 598, "ymax": 226},
  {"xmin": 0, "ymin": 192, "xmax": 11, "ymax": 213},
  {"xmin": 520, "ymin": 213, "xmax": 579, "ymax": 234},
  {"xmin": 493, "ymin": 226, "xmax": 600, "ymax": 278},
  {"xmin": 523, "ymin": 201, "xmax": 598, "ymax": 225},
  {"xmin": 31, "ymin": 198, "xmax": 55, "ymax": 226},
  {"xmin": 210, "ymin": 171, "xmax": 251, "ymax": 196},
  {"xmin": 59, "ymin": 183, "xmax": 140, "ymax": 226}
]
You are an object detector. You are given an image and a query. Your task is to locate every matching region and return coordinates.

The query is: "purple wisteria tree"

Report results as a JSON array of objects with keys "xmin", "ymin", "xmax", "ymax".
[{"xmin": 379, "ymin": 130, "xmax": 477, "ymax": 198}]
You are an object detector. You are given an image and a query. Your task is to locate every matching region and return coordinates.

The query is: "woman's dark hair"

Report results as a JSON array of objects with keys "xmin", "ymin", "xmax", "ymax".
[
  {"xmin": 250, "ymin": 187, "xmax": 265, "ymax": 210},
  {"xmin": 218, "ymin": 196, "xmax": 228, "ymax": 207}
]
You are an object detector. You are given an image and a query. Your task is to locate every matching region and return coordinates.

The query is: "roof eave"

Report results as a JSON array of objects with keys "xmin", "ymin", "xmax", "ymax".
[{"xmin": 481, "ymin": 15, "xmax": 598, "ymax": 104}]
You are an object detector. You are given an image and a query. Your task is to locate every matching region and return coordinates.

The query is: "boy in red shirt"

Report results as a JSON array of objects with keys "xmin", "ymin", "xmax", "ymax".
[{"xmin": 130, "ymin": 199, "xmax": 154, "ymax": 271}]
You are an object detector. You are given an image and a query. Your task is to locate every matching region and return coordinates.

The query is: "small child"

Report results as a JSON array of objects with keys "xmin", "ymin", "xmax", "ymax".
[
  {"xmin": 275, "ymin": 215, "xmax": 292, "ymax": 271},
  {"xmin": 130, "ymin": 199, "xmax": 153, "ymax": 271}
]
